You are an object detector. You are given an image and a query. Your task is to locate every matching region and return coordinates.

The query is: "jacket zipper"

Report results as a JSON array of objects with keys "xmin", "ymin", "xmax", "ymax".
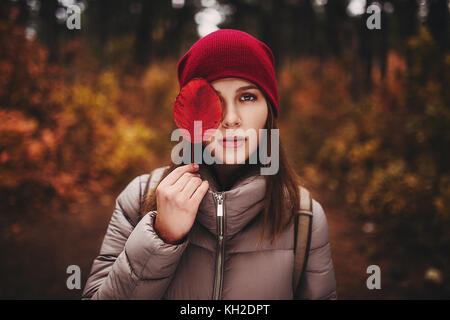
[{"xmin": 212, "ymin": 191, "xmax": 225, "ymax": 300}]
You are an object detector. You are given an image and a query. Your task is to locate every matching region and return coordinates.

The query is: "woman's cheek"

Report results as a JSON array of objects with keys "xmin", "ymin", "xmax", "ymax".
[{"xmin": 243, "ymin": 102, "xmax": 267, "ymax": 126}]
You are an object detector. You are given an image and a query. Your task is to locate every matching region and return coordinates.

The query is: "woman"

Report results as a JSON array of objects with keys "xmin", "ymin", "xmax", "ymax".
[{"xmin": 82, "ymin": 29, "xmax": 337, "ymax": 300}]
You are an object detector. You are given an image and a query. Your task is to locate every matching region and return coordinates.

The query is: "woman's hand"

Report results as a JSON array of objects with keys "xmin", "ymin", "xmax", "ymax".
[{"xmin": 154, "ymin": 163, "xmax": 209, "ymax": 244}]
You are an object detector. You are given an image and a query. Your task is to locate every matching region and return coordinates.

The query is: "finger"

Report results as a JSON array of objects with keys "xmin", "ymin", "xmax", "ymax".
[
  {"xmin": 172, "ymin": 172, "xmax": 199, "ymax": 191},
  {"xmin": 160, "ymin": 163, "xmax": 199, "ymax": 187},
  {"xmin": 189, "ymin": 180, "xmax": 209, "ymax": 204},
  {"xmin": 182, "ymin": 177, "xmax": 203, "ymax": 198}
]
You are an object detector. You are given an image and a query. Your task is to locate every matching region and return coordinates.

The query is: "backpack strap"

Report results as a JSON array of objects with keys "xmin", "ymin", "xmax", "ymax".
[
  {"xmin": 293, "ymin": 185, "xmax": 313, "ymax": 299},
  {"xmin": 138, "ymin": 166, "xmax": 169, "ymax": 219}
]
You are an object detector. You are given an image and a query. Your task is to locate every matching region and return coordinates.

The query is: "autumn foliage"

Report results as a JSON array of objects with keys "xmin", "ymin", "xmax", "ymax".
[
  {"xmin": 0, "ymin": 9, "xmax": 174, "ymax": 221},
  {"xmin": 279, "ymin": 28, "xmax": 450, "ymax": 292},
  {"xmin": 0, "ymin": 3, "xmax": 449, "ymax": 298}
]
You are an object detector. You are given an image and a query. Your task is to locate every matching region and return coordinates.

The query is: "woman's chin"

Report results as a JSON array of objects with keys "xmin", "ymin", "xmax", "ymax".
[
  {"xmin": 213, "ymin": 147, "xmax": 248, "ymax": 164},
  {"xmin": 218, "ymin": 158, "xmax": 246, "ymax": 165}
]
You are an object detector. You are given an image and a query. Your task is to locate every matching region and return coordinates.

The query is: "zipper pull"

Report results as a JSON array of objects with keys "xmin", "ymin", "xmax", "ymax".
[
  {"xmin": 212, "ymin": 191, "xmax": 225, "ymax": 239},
  {"xmin": 212, "ymin": 192, "xmax": 224, "ymax": 216},
  {"xmin": 217, "ymin": 195, "xmax": 223, "ymax": 217}
]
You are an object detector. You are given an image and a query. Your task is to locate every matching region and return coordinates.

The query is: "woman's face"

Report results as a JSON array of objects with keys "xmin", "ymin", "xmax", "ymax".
[{"xmin": 203, "ymin": 77, "xmax": 268, "ymax": 164}]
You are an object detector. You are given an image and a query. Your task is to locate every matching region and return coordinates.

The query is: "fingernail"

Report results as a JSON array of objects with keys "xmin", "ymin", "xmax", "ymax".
[{"xmin": 193, "ymin": 163, "xmax": 199, "ymax": 169}]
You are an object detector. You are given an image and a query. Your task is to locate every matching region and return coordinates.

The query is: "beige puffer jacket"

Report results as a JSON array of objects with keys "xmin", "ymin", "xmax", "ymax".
[{"xmin": 82, "ymin": 165, "xmax": 337, "ymax": 300}]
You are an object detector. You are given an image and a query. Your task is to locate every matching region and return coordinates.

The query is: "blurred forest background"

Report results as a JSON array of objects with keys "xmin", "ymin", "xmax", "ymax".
[{"xmin": 0, "ymin": 0, "xmax": 449, "ymax": 299}]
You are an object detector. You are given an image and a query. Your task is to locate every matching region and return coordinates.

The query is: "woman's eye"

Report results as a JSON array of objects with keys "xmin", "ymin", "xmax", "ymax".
[{"xmin": 239, "ymin": 93, "xmax": 257, "ymax": 102}]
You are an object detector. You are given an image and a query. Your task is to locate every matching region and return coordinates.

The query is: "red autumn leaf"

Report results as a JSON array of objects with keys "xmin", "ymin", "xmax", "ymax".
[{"xmin": 173, "ymin": 78, "xmax": 222, "ymax": 143}]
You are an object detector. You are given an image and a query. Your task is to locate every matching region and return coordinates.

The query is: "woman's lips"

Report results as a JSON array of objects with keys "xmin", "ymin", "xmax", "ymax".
[{"xmin": 218, "ymin": 136, "xmax": 246, "ymax": 148}]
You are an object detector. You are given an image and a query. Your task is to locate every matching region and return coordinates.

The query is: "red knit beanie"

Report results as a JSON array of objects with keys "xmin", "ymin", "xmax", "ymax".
[{"xmin": 177, "ymin": 29, "xmax": 279, "ymax": 116}]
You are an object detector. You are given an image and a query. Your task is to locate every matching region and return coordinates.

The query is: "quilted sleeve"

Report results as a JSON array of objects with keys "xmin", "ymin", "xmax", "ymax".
[{"xmin": 81, "ymin": 172, "xmax": 189, "ymax": 300}]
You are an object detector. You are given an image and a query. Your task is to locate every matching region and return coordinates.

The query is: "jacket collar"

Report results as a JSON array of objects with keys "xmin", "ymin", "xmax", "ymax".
[{"xmin": 197, "ymin": 164, "xmax": 266, "ymax": 239}]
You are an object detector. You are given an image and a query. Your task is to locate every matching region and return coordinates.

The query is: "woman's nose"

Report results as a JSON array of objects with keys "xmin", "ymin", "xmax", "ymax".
[
  {"xmin": 221, "ymin": 109, "xmax": 241, "ymax": 128},
  {"xmin": 221, "ymin": 103, "xmax": 241, "ymax": 128}
]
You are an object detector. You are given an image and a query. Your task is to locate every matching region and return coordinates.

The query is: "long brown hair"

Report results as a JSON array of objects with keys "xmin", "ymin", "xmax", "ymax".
[{"xmin": 140, "ymin": 101, "xmax": 301, "ymax": 247}]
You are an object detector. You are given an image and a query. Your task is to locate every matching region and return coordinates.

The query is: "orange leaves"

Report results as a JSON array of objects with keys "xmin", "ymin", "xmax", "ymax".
[
  {"xmin": 26, "ymin": 140, "xmax": 45, "ymax": 162},
  {"xmin": 49, "ymin": 172, "xmax": 81, "ymax": 199},
  {"xmin": 279, "ymin": 42, "xmax": 448, "ymax": 250},
  {"xmin": 40, "ymin": 128, "xmax": 56, "ymax": 151},
  {"xmin": 0, "ymin": 16, "xmax": 160, "ymax": 211},
  {"xmin": 348, "ymin": 139, "xmax": 381, "ymax": 165},
  {"xmin": 279, "ymin": 58, "xmax": 352, "ymax": 118},
  {"xmin": 0, "ymin": 110, "xmax": 38, "ymax": 134}
]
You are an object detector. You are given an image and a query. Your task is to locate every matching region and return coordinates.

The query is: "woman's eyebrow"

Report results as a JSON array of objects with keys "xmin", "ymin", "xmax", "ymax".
[
  {"xmin": 213, "ymin": 85, "xmax": 259, "ymax": 96},
  {"xmin": 236, "ymin": 85, "xmax": 258, "ymax": 92}
]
